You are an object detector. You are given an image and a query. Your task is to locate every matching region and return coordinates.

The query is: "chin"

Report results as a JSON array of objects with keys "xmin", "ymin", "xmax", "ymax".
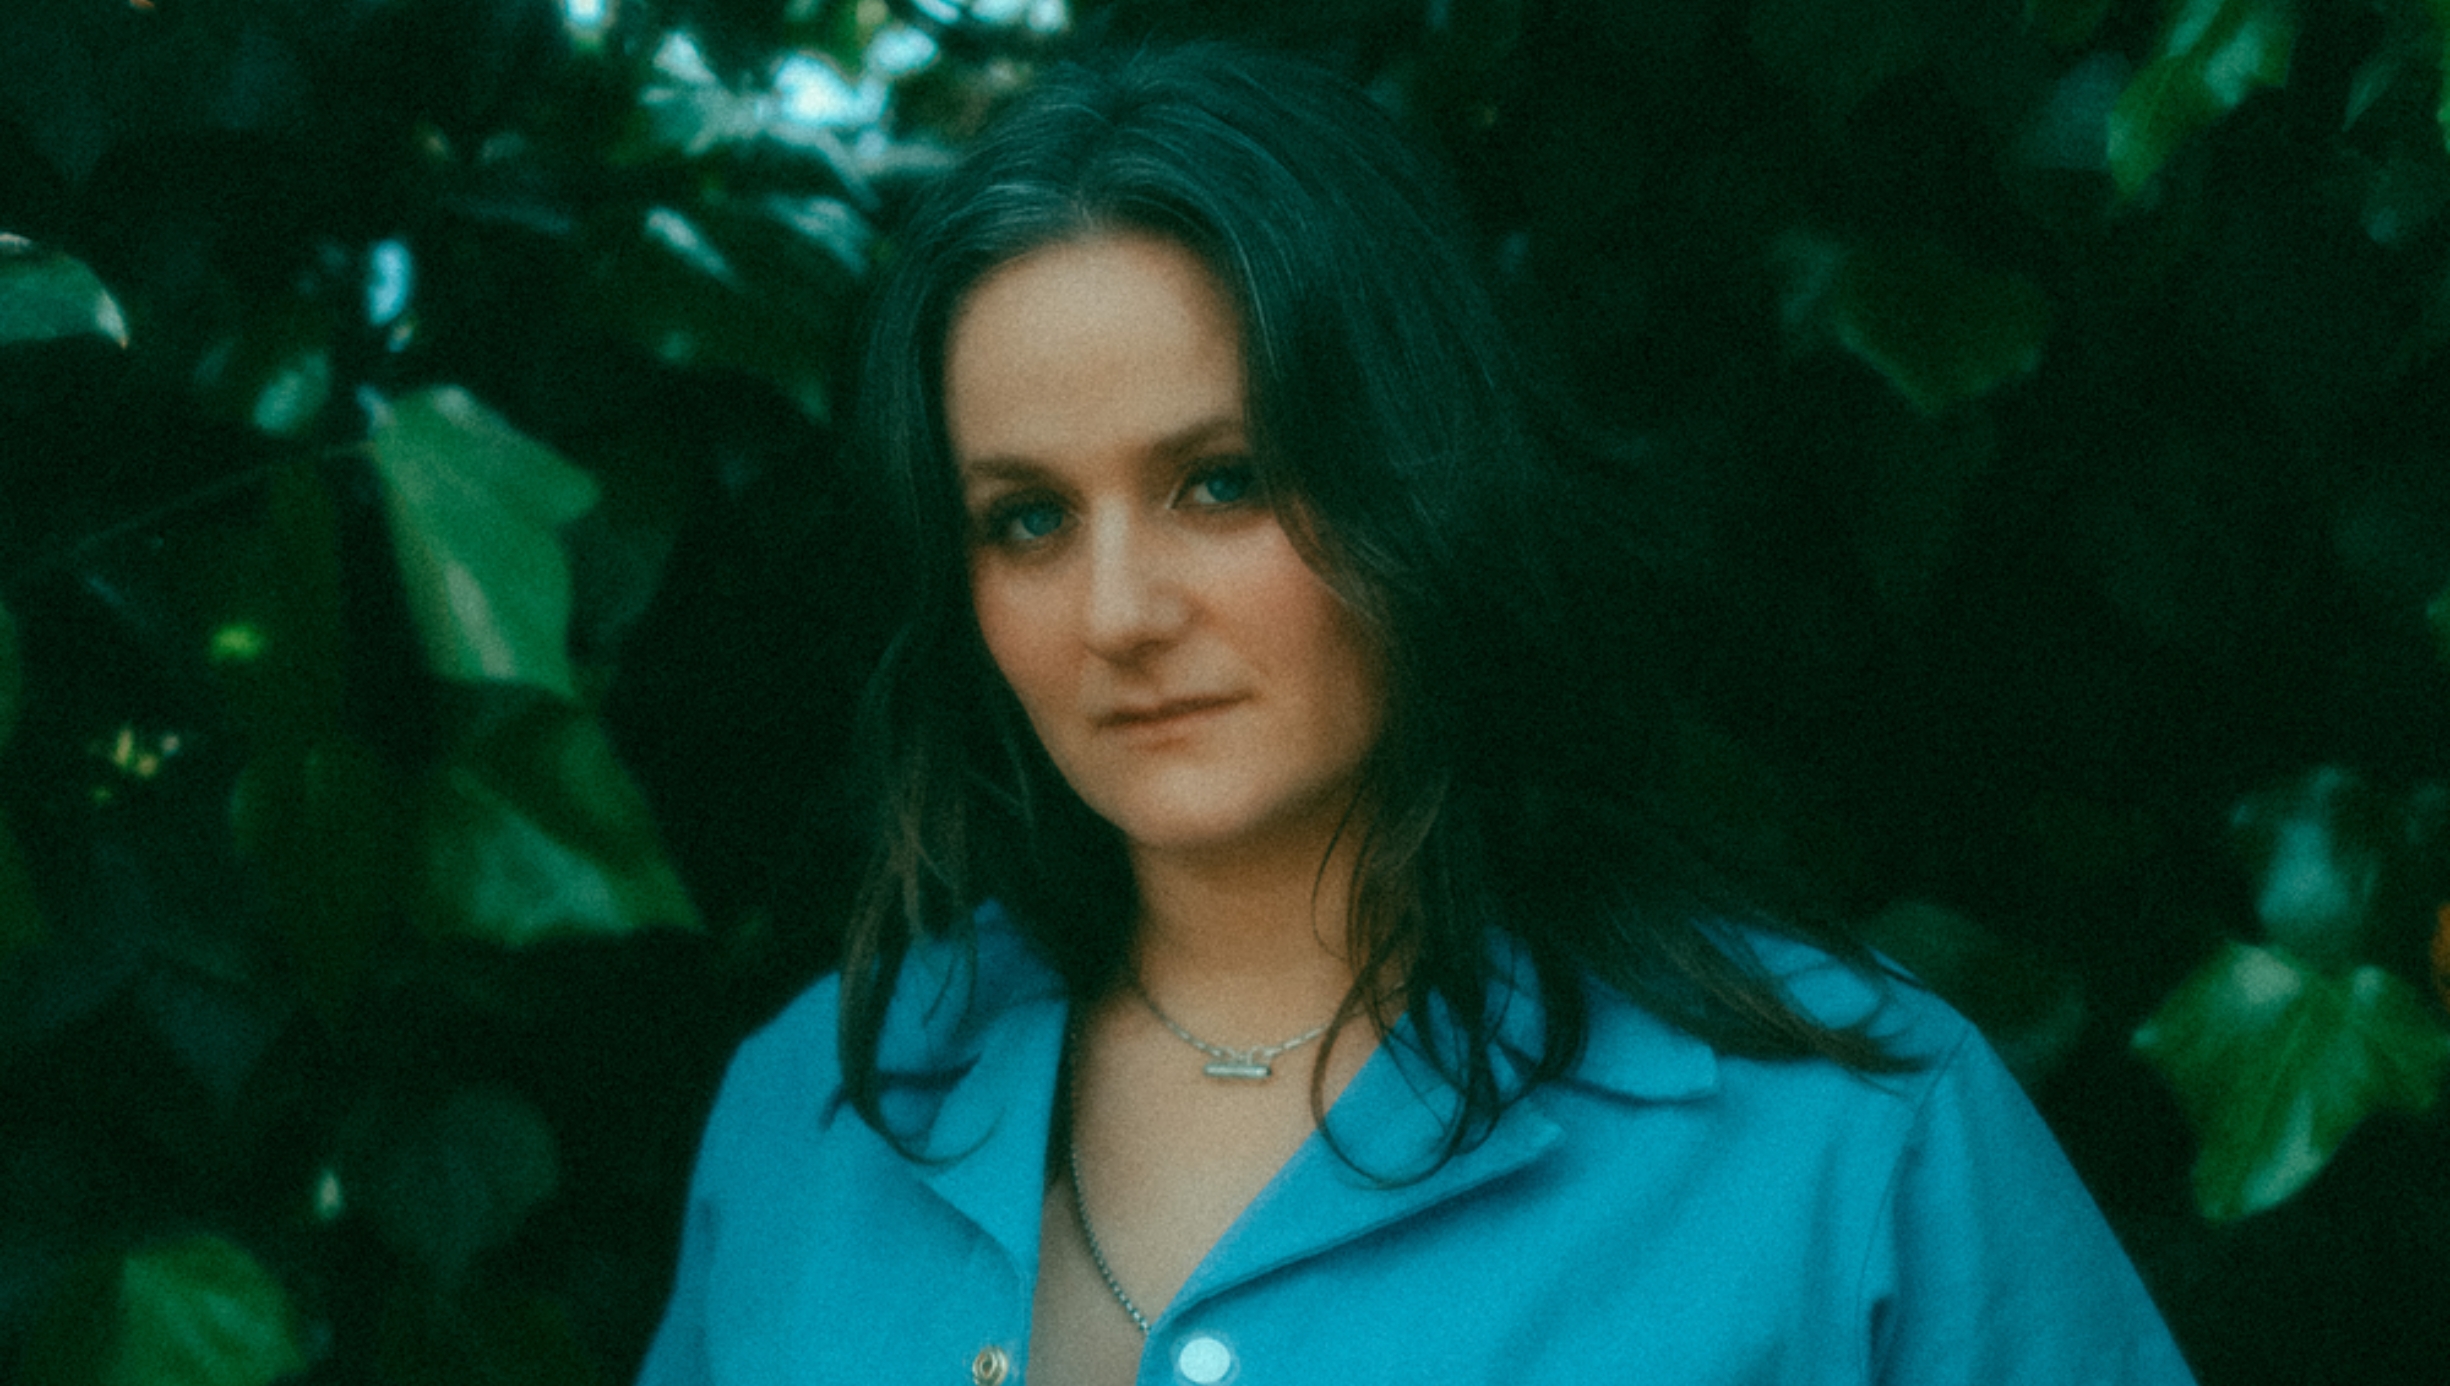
[
  {"xmin": 1098, "ymin": 789, "xmax": 1357, "ymax": 866},
  {"xmin": 1104, "ymin": 809, "xmax": 1264, "ymax": 856}
]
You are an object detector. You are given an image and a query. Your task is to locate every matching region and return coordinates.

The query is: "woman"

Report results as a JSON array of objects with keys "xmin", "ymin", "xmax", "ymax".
[{"xmin": 639, "ymin": 45, "xmax": 2196, "ymax": 1386}]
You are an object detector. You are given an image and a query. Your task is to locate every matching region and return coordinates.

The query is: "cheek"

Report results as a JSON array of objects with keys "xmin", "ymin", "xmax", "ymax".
[
  {"xmin": 1245, "ymin": 566, "xmax": 1385, "ymax": 742},
  {"xmin": 970, "ymin": 570, "xmax": 1059, "ymax": 708}
]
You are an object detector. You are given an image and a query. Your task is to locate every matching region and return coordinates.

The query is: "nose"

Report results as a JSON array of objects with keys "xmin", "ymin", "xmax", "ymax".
[{"xmin": 1081, "ymin": 506, "xmax": 1186, "ymax": 658}]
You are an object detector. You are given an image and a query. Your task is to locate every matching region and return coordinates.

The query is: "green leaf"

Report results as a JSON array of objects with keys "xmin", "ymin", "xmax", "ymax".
[
  {"xmin": 205, "ymin": 462, "xmax": 393, "ymax": 1015},
  {"xmin": 2360, "ymin": 139, "xmax": 2450, "ymax": 247},
  {"xmin": 2134, "ymin": 941, "xmax": 2450, "ymax": 1221},
  {"xmin": 2426, "ymin": 0, "xmax": 2450, "ymax": 154},
  {"xmin": 422, "ymin": 702, "xmax": 700, "ymax": 946},
  {"xmin": 627, "ymin": 29, "xmax": 887, "ymax": 187},
  {"xmin": 1799, "ymin": 239, "xmax": 2052, "ymax": 414},
  {"xmin": 192, "ymin": 298, "xmax": 336, "ymax": 439},
  {"xmin": 347, "ymin": 1085, "xmax": 561, "ymax": 1288},
  {"xmin": 110, "ymin": 1238, "xmax": 306, "ymax": 1386},
  {"xmin": 2430, "ymin": 575, "xmax": 2450, "ymax": 666},
  {"xmin": 581, "ymin": 200, "xmax": 857, "ymax": 421},
  {"xmin": 810, "ymin": 0, "xmax": 870, "ymax": 70},
  {"xmin": 230, "ymin": 738, "xmax": 412, "ymax": 1021},
  {"xmin": 2107, "ymin": 0, "xmax": 2296, "ymax": 197},
  {"xmin": 366, "ymin": 387, "xmax": 600, "ymax": 699},
  {"xmin": 0, "ymin": 235, "xmax": 128, "ymax": 348},
  {"xmin": 633, "ymin": 33, "xmax": 767, "ymax": 158},
  {"xmin": 2229, "ymin": 766, "xmax": 2390, "ymax": 970},
  {"xmin": 2342, "ymin": 25, "xmax": 2438, "ymax": 133},
  {"xmin": 24, "ymin": 1235, "xmax": 309, "ymax": 1386},
  {"xmin": 206, "ymin": 459, "xmax": 348, "ymax": 743}
]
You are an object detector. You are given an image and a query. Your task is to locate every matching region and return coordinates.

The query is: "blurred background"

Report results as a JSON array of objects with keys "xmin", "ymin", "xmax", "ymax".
[{"xmin": 4, "ymin": 0, "xmax": 2449, "ymax": 1381}]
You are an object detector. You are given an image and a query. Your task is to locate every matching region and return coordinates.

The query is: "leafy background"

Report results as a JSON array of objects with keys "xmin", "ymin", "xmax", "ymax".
[{"xmin": 5, "ymin": 0, "xmax": 2450, "ymax": 1382}]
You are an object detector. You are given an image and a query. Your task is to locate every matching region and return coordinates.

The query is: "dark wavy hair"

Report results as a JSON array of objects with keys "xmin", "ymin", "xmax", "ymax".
[{"xmin": 836, "ymin": 42, "xmax": 1901, "ymax": 1167}]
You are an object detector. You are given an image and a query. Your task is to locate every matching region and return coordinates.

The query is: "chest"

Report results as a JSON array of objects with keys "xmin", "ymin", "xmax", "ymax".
[
  {"xmin": 1023, "ymin": 1013, "xmax": 1363, "ymax": 1384},
  {"xmin": 701, "ymin": 1091, "xmax": 1894, "ymax": 1386}
]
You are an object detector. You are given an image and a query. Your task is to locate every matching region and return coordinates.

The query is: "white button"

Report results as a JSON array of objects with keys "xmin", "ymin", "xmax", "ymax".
[
  {"xmin": 1176, "ymin": 1334, "xmax": 1234, "ymax": 1384},
  {"xmin": 970, "ymin": 1344, "xmax": 1010, "ymax": 1386}
]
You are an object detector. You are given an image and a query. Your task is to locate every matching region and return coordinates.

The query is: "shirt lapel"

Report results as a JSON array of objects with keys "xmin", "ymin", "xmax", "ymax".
[
  {"xmin": 1173, "ymin": 947, "xmax": 1720, "ymax": 1314},
  {"xmin": 877, "ymin": 909, "xmax": 1725, "ymax": 1317},
  {"xmin": 1173, "ymin": 1014, "xmax": 1565, "ymax": 1311},
  {"xmin": 885, "ymin": 909, "xmax": 1071, "ymax": 1283}
]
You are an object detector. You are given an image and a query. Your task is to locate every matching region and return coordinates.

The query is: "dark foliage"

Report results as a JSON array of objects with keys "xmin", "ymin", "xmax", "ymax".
[{"xmin": 2, "ymin": 0, "xmax": 2447, "ymax": 1381}]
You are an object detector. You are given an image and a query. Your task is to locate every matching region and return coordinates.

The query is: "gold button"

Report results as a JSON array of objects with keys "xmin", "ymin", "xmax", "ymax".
[{"xmin": 971, "ymin": 1344, "xmax": 1011, "ymax": 1386}]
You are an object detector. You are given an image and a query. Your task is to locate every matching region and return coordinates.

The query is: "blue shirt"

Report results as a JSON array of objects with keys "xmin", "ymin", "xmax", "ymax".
[{"xmin": 638, "ymin": 908, "xmax": 2197, "ymax": 1384}]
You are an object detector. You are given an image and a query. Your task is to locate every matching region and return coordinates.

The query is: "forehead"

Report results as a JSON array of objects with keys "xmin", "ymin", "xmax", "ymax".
[{"xmin": 942, "ymin": 233, "xmax": 1247, "ymax": 467}]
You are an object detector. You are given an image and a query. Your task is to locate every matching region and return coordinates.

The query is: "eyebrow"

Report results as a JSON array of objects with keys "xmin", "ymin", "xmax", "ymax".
[{"xmin": 956, "ymin": 413, "xmax": 1247, "ymax": 483}]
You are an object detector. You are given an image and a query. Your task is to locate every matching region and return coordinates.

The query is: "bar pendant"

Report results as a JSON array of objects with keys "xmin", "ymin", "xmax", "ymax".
[{"xmin": 1202, "ymin": 1060, "xmax": 1272, "ymax": 1081}]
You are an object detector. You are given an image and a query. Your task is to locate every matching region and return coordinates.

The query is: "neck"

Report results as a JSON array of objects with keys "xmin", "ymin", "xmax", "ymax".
[{"xmin": 1125, "ymin": 820, "xmax": 1367, "ymax": 1035}]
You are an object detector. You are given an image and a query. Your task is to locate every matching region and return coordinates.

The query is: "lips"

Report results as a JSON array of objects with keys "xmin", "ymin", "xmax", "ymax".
[{"xmin": 1098, "ymin": 695, "xmax": 1243, "ymax": 731}]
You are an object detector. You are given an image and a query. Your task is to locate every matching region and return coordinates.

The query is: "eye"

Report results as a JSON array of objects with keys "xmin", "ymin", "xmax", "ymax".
[
  {"xmin": 974, "ymin": 493, "xmax": 1067, "ymax": 550},
  {"xmin": 1179, "ymin": 460, "xmax": 1261, "ymax": 510}
]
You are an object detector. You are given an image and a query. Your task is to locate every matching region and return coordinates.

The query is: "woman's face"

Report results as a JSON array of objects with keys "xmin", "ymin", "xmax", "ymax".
[{"xmin": 945, "ymin": 232, "xmax": 1384, "ymax": 870}]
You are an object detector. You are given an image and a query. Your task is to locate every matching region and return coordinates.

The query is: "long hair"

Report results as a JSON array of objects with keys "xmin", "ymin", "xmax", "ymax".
[{"xmin": 837, "ymin": 42, "xmax": 1903, "ymax": 1165}]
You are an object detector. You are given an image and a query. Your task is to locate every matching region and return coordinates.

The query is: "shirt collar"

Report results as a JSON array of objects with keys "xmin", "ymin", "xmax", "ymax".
[
  {"xmin": 1564, "ymin": 976, "xmax": 1722, "ymax": 1101},
  {"xmin": 878, "ymin": 903, "xmax": 1070, "ymax": 1282},
  {"xmin": 876, "ymin": 901, "xmax": 1720, "ymax": 1105},
  {"xmin": 1468, "ymin": 926, "xmax": 1721, "ymax": 1104},
  {"xmin": 874, "ymin": 902, "xmax": 1722, "ymax": 1294},
  {"xmin": 874, "ymin": 900, "xmax": 1066, "ymax": 1082}
]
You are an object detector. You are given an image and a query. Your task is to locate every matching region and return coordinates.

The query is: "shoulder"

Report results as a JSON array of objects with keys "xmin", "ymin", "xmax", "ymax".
[
  {"xmin": 1564, "ymin": 929, "xmax": 1979, "ymax": 1111},
  {"xmin": 1681, "ymin": 932, "xmax": 2092, "ymax": 1207},
  {"xmin": 1556, "ymin": 929, "xmax": 2041, "ymax": 1233},
  {"xmin": 688, "ymin": 972, "xmax": 853, "ymax": 1188},
  {"xmin": 1730, "ymin": 932, "xmax": 2000, "ymax": 1143},
  {"xmin": 698, "ymin": 906, "xmax": 1068, "ymax": 1163},
  {"xmin": 729, "ymin": 972, "xmax": 849, "ymax": 1096},
  {"xmin": 1740, "ymin": 930, "xmax": 1980, "ymax": 1070},
  {"xmin": 1542, "ymin": 935, "xmax": 2200, "ymax": 1382}
]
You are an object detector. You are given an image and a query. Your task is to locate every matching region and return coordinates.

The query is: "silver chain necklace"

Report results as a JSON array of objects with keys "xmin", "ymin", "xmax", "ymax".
[
  {"xmin": 1128, "ymin": 973, "xmax": 1329, "ymax": 1081},
  {"xmin": 1066, "ymin": 1123, "xmax": 1153, "ymax": 1336},
  {"xmin": 1066, "ymin": 980, "xmax": 1335, "ymax": 1335}
]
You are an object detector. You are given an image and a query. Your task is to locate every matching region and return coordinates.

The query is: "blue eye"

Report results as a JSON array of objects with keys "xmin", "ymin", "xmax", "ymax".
[
  {"xmin": 1011, "ymin": 501, "xmax": 1064, "ymax": 538},
  {"xmin": 1183, "ymin": 462, "xmax": 1260, "ymax": 508},
  {"xmin": 977, "ymin": 496, "xmax": 1065, "ymax": 548}
]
